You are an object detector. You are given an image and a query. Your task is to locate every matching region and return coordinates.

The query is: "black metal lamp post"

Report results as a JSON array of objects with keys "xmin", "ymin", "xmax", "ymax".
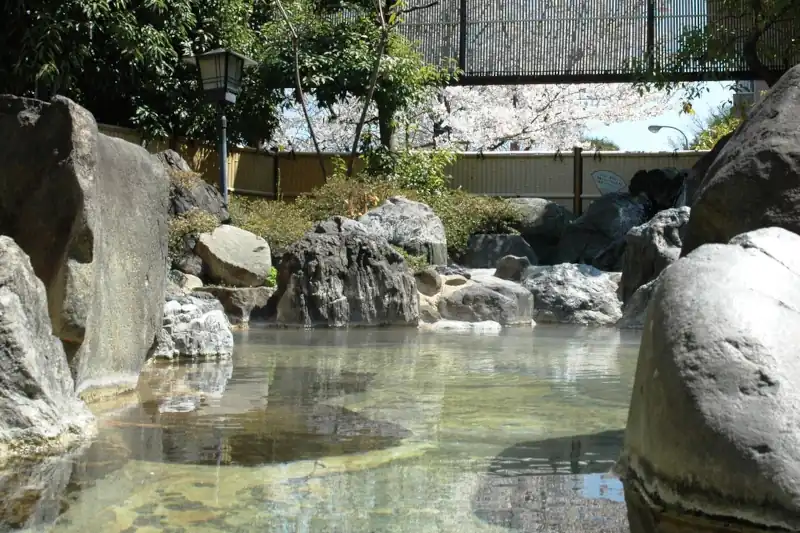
[{"xmin": 183, "ymin": 48, "xmax": 256, "ymax": 205}]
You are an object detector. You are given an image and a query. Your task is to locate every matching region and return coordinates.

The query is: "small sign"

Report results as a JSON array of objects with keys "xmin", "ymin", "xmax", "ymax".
[{"xmin": 591, "ymin": 170, "xmax": 629, "ymax": 196}]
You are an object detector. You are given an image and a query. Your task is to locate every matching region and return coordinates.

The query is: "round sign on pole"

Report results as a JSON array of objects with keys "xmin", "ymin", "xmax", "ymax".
[{"xmin": 591, "ymin": 170, "xmax": 629, "ymax": 196}]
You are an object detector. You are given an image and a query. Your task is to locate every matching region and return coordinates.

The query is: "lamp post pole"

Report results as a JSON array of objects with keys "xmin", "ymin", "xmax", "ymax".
[
  {"xmin": 665, "ymin": 126, "xmax": 690, "ymax": 150},
  {"xmin": 183, "ymin": 48, "xmax": 256, "ymax": 206},
  {"xmin": 648, "ymin": 124, "xmax": 690, "ymax": 150},
  {"xmin": 218, "ymin": 107, "xmax": 228, "ymax": 205}
]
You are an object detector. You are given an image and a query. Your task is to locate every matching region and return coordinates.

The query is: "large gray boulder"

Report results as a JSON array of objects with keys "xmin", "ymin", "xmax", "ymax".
[
  {"xmin": 621, "ymin": 227, "xmax": 800, "ymax": 530},
  {"xmin": 0, "ymin": 95, "xmax": 169, "ymax": 397},
  {"xmin": 273, "ymin": 218, "xmax": 419, "ymax": 327},
  {"xmin": 439, "ymin": 274, "xmax": 533, "ymax": 326},
  {"xmin": 681, "ymin": 65, "xmax": 800, "ymax": 257},
  {"xmin": 522, "ymin": 264, "xmax": 622, "ymax": 325},
  {"xmin": 619, "ymin": 207, "xmax": 690, "ymax": 304},
  {"xmin": 461, "ymin": 234, "xmax": 538, "ymax": 269},
  {"xmin": 0, "ymin": 237, "xmax": 95, "ymax": 458},
  {"xmin": 555, "ymin": 193, "xmax": 650, "ymax": 267},
  {"xmin": 195, "ymin": 224, "xmax": 272, "ymax": 287},
  {"xmin": 152, "ymin": 293, "xmax": 234, "ymax": 360},
  {"xmin": 678, "ymin": 132, "xmax": 733, "ymax": 208},
  {"xmin": 506, "ymin": 198, "xmax": 574, "ymax": 264},
  {"xmin": 616, "ymin": 279, "xmax": 657, "ymax": 330},
  {"xmin": 359, "ymin": 196, "xmax": 447, "ymax": 265}
]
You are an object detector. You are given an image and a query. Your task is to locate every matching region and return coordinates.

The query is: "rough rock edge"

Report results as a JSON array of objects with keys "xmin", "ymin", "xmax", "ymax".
[{"xmin": 620, "ymin": 454, "xmax": 799, "ymax": 531}]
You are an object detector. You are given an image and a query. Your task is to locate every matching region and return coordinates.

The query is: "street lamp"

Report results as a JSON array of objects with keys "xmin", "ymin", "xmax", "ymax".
[
  {"xmin": 647, "ymin": 124, "xmax": 690, "ymax": 150},
  {"xmin": 183, "ymin": 48, "xmax": 256, "ymax": 204}
]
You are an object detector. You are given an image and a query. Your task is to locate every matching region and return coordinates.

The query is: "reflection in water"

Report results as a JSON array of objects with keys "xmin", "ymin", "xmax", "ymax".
[
  {"xmin": 473, "ymin": 431, "xmax": 627, "ymax": 531},
  {"xmin": 127, "ymin": 364, "xmax": 404, "ymax": 466},
  {"xmin": 0, "ymin": 327, "xmax": 641, "ymax": 533}
]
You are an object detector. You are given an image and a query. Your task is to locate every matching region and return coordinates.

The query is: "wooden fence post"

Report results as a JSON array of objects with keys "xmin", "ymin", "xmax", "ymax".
[{"xmin": 572, "ymin": 146, "xmax": 584, "ymax": 216}]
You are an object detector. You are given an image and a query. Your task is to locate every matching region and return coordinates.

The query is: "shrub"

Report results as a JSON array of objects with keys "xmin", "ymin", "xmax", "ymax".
[
  {"xmin": 168, "ymin": 169, "xmax": 205, "ymax": 190},
  {"xmin": 228, "ymin": 167, "xmax": 521, "ymax": 261},
  {"xmin": 361, "ymin": 146, "xmax": 458, "ymax": 195},
  {"xmin": 228, "ymin": 195, "xmax": 312, "ymax": 251},
  {"xmin": 295, "ymin": 170, "xmax": 404, "ymax": 222},
  {"xmin": 391, "ymin": 245, "xmax": 429, "ymax": 272},
  {"xmin": 690, "ymin": 105, "xmax": 743, "ymax": 150},
  {"xmin": 265, "ymin": 266, "xmax": 278, "ymax": 288},
  {"xmin": 168, "ymin": 208, "xmax": 220, "ymax": 256},
  {"xmin": 420, "ymin": 190, "xmax": 522, "ymax": 258}
]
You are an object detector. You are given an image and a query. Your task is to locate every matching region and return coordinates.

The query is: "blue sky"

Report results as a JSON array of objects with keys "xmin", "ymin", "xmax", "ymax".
[{"xmin": 584, "ymin": 82, "xmax": 734, "ymax": 151}]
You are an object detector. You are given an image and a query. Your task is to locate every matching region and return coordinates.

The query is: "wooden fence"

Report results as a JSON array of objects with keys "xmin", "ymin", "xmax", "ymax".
[{"xmin": 99, "ymin": 123, "xmax": 707, "ymax": 214}]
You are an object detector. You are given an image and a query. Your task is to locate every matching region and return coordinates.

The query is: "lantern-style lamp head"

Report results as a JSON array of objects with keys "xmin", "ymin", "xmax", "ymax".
[{"xmin": 183, "ymin": 48, "xmax": 257, "ymax": 105}]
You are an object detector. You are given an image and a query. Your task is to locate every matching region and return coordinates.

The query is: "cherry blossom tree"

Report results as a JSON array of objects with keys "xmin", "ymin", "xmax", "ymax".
[
  {"xmin": 273, "ymin": 83, "xmax": 673, "ymax": 151},
  {"xmin": 270, "ymin": 0, "xmax": 677, "ymax": 152}
]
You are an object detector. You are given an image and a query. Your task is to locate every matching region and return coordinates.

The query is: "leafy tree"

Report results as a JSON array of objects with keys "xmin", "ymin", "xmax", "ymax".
[
  {"xmin": 0, "ymin": 0, "xmax": 285, "ymax": 147},
  {"xmin": 633, "ymin": 0, "xmax": 799, "ymax": 102},
  {"xmin": 262, "ymin": 0, "xmax": 454, "ymax": 151},
  {"xmin": 581, "ymin": 136, "xmax": 620, "ymax": 151},
  {"xmin": 688, "ymin": 103, "xmax": 743, "ymax": 150}
]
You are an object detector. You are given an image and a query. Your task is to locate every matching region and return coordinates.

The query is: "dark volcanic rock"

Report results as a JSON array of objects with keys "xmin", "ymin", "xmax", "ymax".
[
  {"xmin": 681, "ymin": 65, "xmax": 800, "ymax": 256},
  {"xmin": 619, "ymin": 207, "xmax": 690, "ymax": 304},
  {"xmin": 156, "ymin": 149, "xmax": 230, "ymax": 223},
  {"xmin": 555, "ymin": 193, "xmax": 650, "ymax": 266},
  {"xmin": 273, "ymin": 218, "xmax": 419, "ymax": 327}
]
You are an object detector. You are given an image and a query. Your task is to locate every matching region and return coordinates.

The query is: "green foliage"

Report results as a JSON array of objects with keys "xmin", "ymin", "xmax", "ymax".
[
  {"xmin": 421, "ymin": 190, "xmax": 522, "ymax": 258},
  {"xmin": 1, "ymin": 0, "xmax": 451, "ymax": 150},
  {"xmin": 631, "ymin": 0, "xmax": 799, "ymax": 100},
  {"xmin": 265, "ymin": 266, "xmax": 278, "ymax": 288},
  {"xmin": 360, "ymin": 144, "xmax": 458, "ymax": 194},
  {"xmin": 261, "ymin": 0, "xmax": 456, "ymax": 148},
  {"xmin": 228, "ymin": 195, "xmax": 312, "ymax": 251},
  {"xmin": 581, "ymin": 136, "xmax": 620, "ymax": 151},
  {"xmin": 391, "ymin": 245, "xmax": 428, "ymax": 272},
  {"xmin": 228, "ymin": 176, "xmax": 521, "ymax": 260},
  {"xmin": 294, "ymin": 168, "xmax": 402, "ymax": 220},
  {"xmin": 1, "ymin": 0, "xmax": 284, "ymax": 146},
  {"xmin": 689, "ymin": 104, "xmax": 743, "ymax": 150},
  {"xmin": 168, "ymin": 208, "xmax": 220, "ymax": 256}
]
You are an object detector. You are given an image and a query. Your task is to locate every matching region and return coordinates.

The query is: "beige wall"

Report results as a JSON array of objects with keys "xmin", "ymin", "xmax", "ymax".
[{"xmin": 99, "ymin": 124, "xmax": 705, "ymax": 213}]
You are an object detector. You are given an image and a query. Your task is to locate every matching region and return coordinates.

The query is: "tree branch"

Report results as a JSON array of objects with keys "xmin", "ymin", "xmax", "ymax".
[
  {"xmin": 347, "ymin": 0, "xmax": 392, "ymax": 177},
  {"xmin": 275, "ymin": 0, "xmax": 328, "ymax": 181},
  {"xmin": 399, "ymin": 1, "xmax": 438, "ymax": 15}
]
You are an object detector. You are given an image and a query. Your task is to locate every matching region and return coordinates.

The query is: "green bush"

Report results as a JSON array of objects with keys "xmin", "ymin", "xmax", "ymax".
[
  {"xmin": 265, "ymin": 266, "xmax": 278, "ymax": 287},
  {"xmin": 168, "ymin": 208, "xmax": 220, "ymax": 256},
  {"xmin": 690, "ymin": 105, "xmax": 743, "ymax": 150},
  {"xmin": 294, "ymin": 171, "xmax": 403, "ymax": 222},
  {"xmin": 228, "ymin": 196, "xmax": 312, "ymax": 251},
  {"xmin": 420, "ymin": 190, "xmax": 522, "ymax": 257},
  {"xmin": 227, "ymin": 165, "xmax": 521, "ymax": 260},
  {"xmin": 361, "ymin": 146, "xmax": 458, "ymax": 195},
  {"xmin": 391, "ymin": 245, "xmax": 429, "ymax": 272}
]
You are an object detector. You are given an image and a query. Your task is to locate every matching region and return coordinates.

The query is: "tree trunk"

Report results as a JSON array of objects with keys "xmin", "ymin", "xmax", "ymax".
[
  {"xmin": 743, "ymin": 32, "xmax": 781, "ymax": 86},
  {"xmin": 377, "ymin": 100, "xmax": 396, "ymax": 150}
]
